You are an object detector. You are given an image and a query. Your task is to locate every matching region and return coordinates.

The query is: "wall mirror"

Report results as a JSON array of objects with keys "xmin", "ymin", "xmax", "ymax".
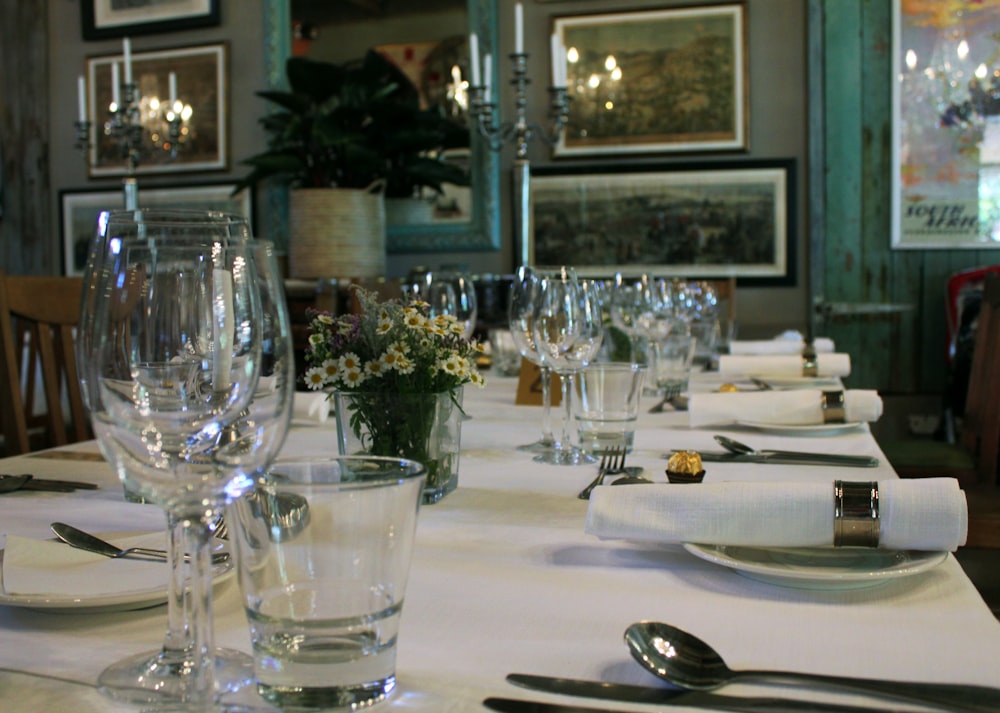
[{"xmin": 262, "ymin": 0, "xmax": 500, "ymax": 254}]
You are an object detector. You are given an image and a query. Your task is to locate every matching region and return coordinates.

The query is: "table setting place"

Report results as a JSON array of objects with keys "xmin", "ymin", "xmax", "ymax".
[{"xmin": 1, "ymin": 261, "xmax": 1000, "ymax": 713}]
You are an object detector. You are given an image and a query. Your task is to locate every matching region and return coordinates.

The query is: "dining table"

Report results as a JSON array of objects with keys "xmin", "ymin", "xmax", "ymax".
[{"xmin": 1, "ymin": 369, "xmax": 999, "ymax": 712}]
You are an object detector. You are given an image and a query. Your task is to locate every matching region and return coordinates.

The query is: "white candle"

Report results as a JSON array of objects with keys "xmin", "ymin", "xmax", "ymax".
[
  {"xmin": 550, "ymin": 34, "xmax": 563, "ymax": 86},
  {"xmin": 111, "ymin": 62, "xmax": 121, "ymax": 107},
  {"xmin": 515, "ymin": 3, "xmax": 524, "ymax": 54},
  {"xmin": 212, "ymin": 268, "xmax": 234, "ymax": 390},
  {"xmin": 122, "ymin": 37, "xmax": 132, "ymax": 84},
  {"xmin": 77, "ymin": 75, "xmax": 86, "ymax": 122},
  {"xmin": 483, "ymin": 53, "xmax": 493, "ymax": 103},
  {"xmin": 168, "ymin": 71, "xmax": 177, "ymax": 104},
  {"xmin": 469, "ymin": 32, "xmax": 481, "ymax": 86}
]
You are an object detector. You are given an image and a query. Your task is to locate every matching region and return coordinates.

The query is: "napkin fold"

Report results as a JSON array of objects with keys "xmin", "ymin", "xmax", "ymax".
[
  {"xmin": 585, "ymin": 478, "xmax": 968, "ymax": 551},
  {"xmin": 2, "ymin": 533, "xmax": 168, "ymax": 597},
  {"xmin": 688, "ymin": 389, "xmax": 882, "ymax": 427},
  {"xmin": 729, "ymin": 337, "xmax": 836, "ymax": 355},
  {"xmin": 718, "ymin": 353, "xmax": 851, "ymax": 377},
  {"xmin": 293, "ymin": 392, "xmax": 331, "ymax": 423}
]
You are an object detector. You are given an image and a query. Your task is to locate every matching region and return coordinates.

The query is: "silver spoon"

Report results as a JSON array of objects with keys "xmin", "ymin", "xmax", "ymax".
[
  {"xmin": 712, "ymin": 435, "xmax": 880, "ymax": 467},
  {"xmin": 624, "ymin": 621, "xmax": 1000, "ymax": 712}
]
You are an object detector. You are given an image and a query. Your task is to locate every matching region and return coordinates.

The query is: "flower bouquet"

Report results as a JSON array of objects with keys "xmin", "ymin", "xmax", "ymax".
[{"xmin": 304, "ymin": 287, "xmax": 485, "ymax": 502}]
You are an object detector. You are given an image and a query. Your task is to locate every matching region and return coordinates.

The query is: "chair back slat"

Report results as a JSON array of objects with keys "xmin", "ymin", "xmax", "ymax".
[{"xmin": 0, "ymin": 272, "xmax": 88, "ymax": 455}]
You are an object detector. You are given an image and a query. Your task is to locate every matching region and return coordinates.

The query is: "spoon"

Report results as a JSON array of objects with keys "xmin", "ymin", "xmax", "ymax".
[
  {"xmin": 712, "ymin": 435, "xmax": 879, "ymax": 467},
  {"xmin": 624, "ymin": 621, "xmax": 1000, "ymax": 712}
]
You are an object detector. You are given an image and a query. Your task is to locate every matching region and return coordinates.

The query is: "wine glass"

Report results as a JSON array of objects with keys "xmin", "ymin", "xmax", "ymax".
[
  {"xmin": 85, "ymin": 239, "xmax": 291, "ymax": 712},
  {"xmin": 76, "ymin": 210, "xmax": 260, "ymax": 704},
  {"xmin": 532, "ymin": 271, "xmax": 604, "ymax": 465},
  {"xmin": 507, "ymin": 265, "xmax": 569, "ymax": 453}
]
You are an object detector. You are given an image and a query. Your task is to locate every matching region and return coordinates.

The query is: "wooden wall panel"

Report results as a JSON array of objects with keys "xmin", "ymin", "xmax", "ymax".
[{"xmin": 816, "ymin": 0, "xmax": 1000, "ymax": 396}]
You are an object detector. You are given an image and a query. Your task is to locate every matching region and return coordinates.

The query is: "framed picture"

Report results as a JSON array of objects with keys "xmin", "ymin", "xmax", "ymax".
[
  {"xmin": 86, "ymin": 43, "xmax": 227, "ymax": 177},
  {"xmin": 81, "ymin": 0, "xmax": 220, "ymax": 41},
  {"xmin": 891, "ymin": 0, "xmax": 1000, "ymax": 249},
  {"xmin": 526, "ymin": 159, "xmax": 795, "ymax": 285},
  {"xmin": 60, "ymin": 183, "xmax": 253, "ymax": 276},
  {"xmin": 552, "ymin": 3, "xmax": 747, "ymax": 157}
]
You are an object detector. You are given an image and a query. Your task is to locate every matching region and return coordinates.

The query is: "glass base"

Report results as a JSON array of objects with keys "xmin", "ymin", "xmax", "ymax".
[
  {"xmin": 533, "ymin": 446, "xmax": 596, "ymax": 466},
  {"xmin": 97, "ymin": 646, "xmax": 255, "ymax": 705},
  {"xmin": 516, "ymin": 436, "xmax": 558, "ymax": 453}
]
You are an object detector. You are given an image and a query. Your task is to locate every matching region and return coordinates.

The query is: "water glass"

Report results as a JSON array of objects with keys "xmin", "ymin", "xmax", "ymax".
[
  {"xmin": 652, "ymin": 334, "xmax": 697, "ymax": 395},
  {"xmin": 229, "ymin": 456, "xmax": 426, "ymax": 710},
  {"xmin": 488, "ymin": 328, "xmax": 522, "ymax": 376},
  {"xmin": 575, "ymin": 363, "xmax": 646, "ymax": 454}
]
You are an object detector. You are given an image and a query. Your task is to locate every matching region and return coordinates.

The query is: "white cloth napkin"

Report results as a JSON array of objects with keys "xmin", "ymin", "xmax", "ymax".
[
  {"xmin": 718, "ymin": 353, "xmax": 851, "ymax": 377},
  {"xmin": 293, "ymin": 392, "xmax": 331, "ymax": 423},
  {"xmin": 729, "ymin": 337, "xmax": 836, "ymax": 355},
  {"xmin": 585, "ymin": 478, "xmax": 968, "ymax": 551},
  {"xmin": 688, "ymin": 389, "xmax": 882, "ymax": 426},
  {"xmin": 2, "ymin": 533, "xmax": 168, "ymax": 597}
]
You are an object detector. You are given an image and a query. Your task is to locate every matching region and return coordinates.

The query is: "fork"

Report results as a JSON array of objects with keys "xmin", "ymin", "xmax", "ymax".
[{"xmin": 577, "ymin": 446, "xmax": 626, "ymax": 500}]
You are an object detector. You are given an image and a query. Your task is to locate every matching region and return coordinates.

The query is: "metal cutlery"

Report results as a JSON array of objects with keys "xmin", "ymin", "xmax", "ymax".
[
  {"xmin": 577, "ymin": 446, "xmax": 626, "ymax": 500},
  {"xmin": 51, "ymin": 522, "xmax": 230, "ymax": 564},
  {"xmin": 489, "ymin": 691, "xmax": 889, "ymax": 713},
  {"xmin": 0, "ymin": 473, "xmax": 99, "ymax": 493},
  {"xmin": 690, "ymin": 452, "xmax": 879, "ymax": 467}
]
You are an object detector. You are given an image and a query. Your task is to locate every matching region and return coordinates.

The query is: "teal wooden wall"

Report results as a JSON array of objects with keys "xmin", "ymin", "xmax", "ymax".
[{"xmin": 815, "ymin": 0, "xmax": 998, "ymax": 395}]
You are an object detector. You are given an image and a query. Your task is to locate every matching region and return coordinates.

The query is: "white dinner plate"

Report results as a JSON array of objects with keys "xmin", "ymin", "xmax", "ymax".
[
  {"xmin": 0, "ymin": 536, "xmax": 233, "ymax": 613},
  {"xmin": 736, "ymin": 420, "xmax": 865, "ymax": 435},
  {"xmin": 682, "ymin": 543, "xmax": 947, "ymax": 590}
]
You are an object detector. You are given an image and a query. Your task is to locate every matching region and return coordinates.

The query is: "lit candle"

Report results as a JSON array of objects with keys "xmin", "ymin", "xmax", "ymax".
[
  {"xmin": 168, "ymin": 71, "xmax": 177, "ymax": 105},
  {"xmin": 514, "ymin": 3, "xmax": 524, "ymax": 54},
  {"xmin": 483, "ymin": 53, "xmax": 492, "ymax": 103},
  {"xmin": 122, "ymin": 37, "xmax": 132, "ymax": 84},
  {"xmin": 111, "ymin": 62, "xmax": 121, "ymax": 107},
  {"xmin": 469, "ymin": 32, "xmax": 481, "ymax": 86},
  {"xmin": 212, "ymin": 268, "xmax": 234, "ymax": 390},
  {"xmin": 77, "ymin": 75, "xmax": 86, "ymax": 122}
]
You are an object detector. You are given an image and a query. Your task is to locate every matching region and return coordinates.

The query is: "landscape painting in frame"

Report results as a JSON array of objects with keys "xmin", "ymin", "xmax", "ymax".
[
  {"xmin": 892, "ymin": 0, "xmax": 1000, "ymax": 248},
  {"xmin": 81, "ymin": 0, "xmax": 220, "ymax": 40},
  {"xmin": 527, "ymin": 160, "xmax": 794, "ymax": 285},
  {"xmin": 552, "ymin": 3, "xmax": 747, "ymax": 156},
  {"xmin": 86, "ymin": 43, "xmax": 227, "ymax": 176}
]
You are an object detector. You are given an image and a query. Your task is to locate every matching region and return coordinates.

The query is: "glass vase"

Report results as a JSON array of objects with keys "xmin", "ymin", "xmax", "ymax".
[{"xmin": 333, "ymin": 388, "xmax": 463, "ymax": 503}]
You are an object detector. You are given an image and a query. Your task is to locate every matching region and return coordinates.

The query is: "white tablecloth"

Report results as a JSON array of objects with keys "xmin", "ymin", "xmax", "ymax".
[{"xmin": 0, "ymin": 375, "xmax": 998, "ymax": 711}]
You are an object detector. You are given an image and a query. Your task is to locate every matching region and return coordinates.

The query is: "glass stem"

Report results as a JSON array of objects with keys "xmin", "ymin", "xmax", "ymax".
[
  {"xmin": 162, "ymin": 512, "xmax": 192, "ymax": 658},
  {"xmin": 558, "ymin": 372, "xmax": 575, "ymax": 449},
  {"xmin": 540, "ymin": 365, "xmax": 554, "ymax": 444},
  {"xmin": 179, "ymin": 509, "xmax": 219, "ymax": 706}
]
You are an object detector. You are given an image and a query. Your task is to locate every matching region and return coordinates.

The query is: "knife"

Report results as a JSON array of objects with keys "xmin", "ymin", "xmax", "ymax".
[
  {"xmin": 687, "ymin": 452, "xmax": 879, "ymax": 467},
  {"xmin": 489, "ymin": 691, "xmax": 889, "ymax": 713},
  {"xmin": 503, "ymin": 674, "xmax": 894, "ymax": 712}
]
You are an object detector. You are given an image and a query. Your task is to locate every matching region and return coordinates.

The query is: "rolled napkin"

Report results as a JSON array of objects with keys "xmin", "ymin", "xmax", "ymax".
[
  {"xmin": 2, "ymin": 533, "xmax": 167, "ymax": 597},
  {"xmin": 729, "ymin": 337, "xmax": 836, "ymax": 355},
  {"xmin": 688, "ymin": 388, "xmax": 882, "ymax": 427},
  {"xmin": 293, "ymin": 391, "xmax": 331, "ymax": 423},
  {"xmin": 585, "ymin": 478, "xmax": 968, "ymax": 551},
  {"xmin": 718, "ymin": 352, "xmax": 851, "ymax": 377}
]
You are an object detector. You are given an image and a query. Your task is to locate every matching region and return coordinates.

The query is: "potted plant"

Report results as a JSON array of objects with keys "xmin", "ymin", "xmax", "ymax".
[{"xmin": 237, "ymin": 50, "xmax": 470, "ymax": 278}]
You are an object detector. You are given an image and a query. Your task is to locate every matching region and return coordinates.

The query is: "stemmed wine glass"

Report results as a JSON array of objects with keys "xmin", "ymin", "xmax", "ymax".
[
  {"xmin": 532, "ymin": 270, "xmax": 604, "ymax": 465},
  {"xmin": 84, "ymin": 238, "xmax": 293, "ymax": 712},
  {"xmin": 77, "ymin": 210, "xmax": 262, "ymax": 704},
  {"xmin": 406, "ymin": 271, "xmax": 478, "ymax": 339},
  {"xmin": 507, "ymin": 265, "xmax": 566, "ymax": 453}
]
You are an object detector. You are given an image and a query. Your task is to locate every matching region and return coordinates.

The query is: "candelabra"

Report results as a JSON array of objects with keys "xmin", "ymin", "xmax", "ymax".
[{"xmin": 467, "ymin": 51, "xmax": 571, "ymax": 262}]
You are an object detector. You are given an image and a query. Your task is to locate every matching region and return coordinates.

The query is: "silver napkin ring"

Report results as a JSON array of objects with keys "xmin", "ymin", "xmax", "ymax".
[
  {"xmin": 833, "ymin": 480, "xmax": 880, "ymax": 547},
  {"xmin": 821, "ymin": 390, "xmax": 846, "ymax": 423},
  {"xmin": 802, "ymin": 343, "xmax": 818, "ymax": 376}
]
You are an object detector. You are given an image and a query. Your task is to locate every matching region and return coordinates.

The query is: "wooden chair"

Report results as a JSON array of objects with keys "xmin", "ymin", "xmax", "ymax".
[{"xmin": 0, "ymin": 272, "xmax": 89, "ymax": 455}]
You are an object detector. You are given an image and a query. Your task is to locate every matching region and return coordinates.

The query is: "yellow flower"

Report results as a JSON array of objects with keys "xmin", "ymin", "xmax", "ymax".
[
  {"xmin": 395, "ymin": 355, "xmax": 415, "ymax": 375},
  {"xmin": 304, "ymin": 367, "xmax": 326, "ymax": 390},
  {"xmin": 376, "ymin": 317, "xmax": 392, "ymax": 335},
  {"xmin": 321, "ymin": 359, "xmax": 339, "ymax": 380},
  {"xmin": 317, "ymin": 314, "xmax": 334, "ymax": 325},
  {"xmin": 340, "ymin": 352, "xmax": 363, "ymax": 371},
  {"xmin": 341, "ymin": 366, "xmax": 366, "ymax": 387},
  {"xmin": 365, "ymin": 360, "xmax": 386, "ymax": 377}
]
